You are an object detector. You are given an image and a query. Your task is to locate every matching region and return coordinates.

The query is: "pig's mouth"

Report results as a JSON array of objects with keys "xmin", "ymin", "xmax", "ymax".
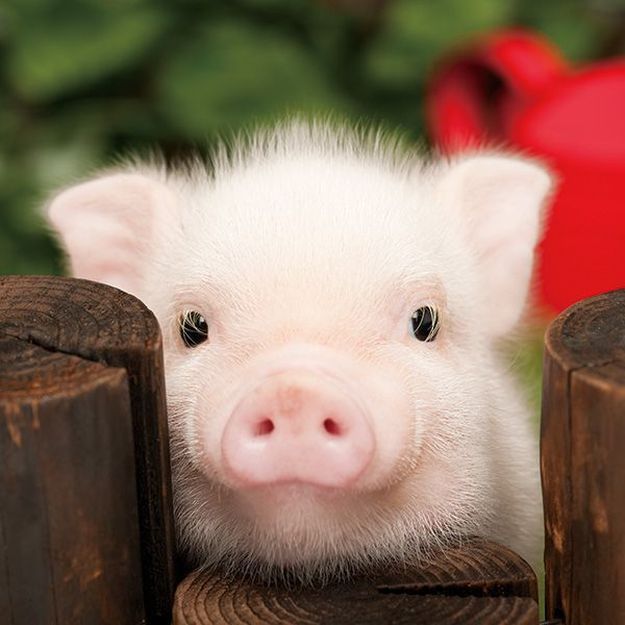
[
  {"xmin": 227, "ymin": 478, "xmax": 380, "ymax": 534},
  {"xmin": 237, "ymin": 480, "xmax": 354, "ymax": 505},
  {"xmin": 233, "ymin": 474, "xmax": 411, "ymax": 543}
]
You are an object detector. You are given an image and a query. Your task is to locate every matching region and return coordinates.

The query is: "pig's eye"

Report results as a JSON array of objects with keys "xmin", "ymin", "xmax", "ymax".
[
  {"xmin": 179, "ymin": 311, "xmax": 209, "ymax": 348},
  {"xmin": 411, "ymin": 306, "xmax": 440, "ymax": 342}
]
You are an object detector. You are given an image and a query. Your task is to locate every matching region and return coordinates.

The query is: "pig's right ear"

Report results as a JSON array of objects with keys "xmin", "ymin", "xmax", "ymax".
[
  {"xmin": 47, "ymin": 173, "xmax": 178, "ymax": 298},
  {"xmin": 437, "ymin": 154, "xmax": 552, "ymax": 336}
]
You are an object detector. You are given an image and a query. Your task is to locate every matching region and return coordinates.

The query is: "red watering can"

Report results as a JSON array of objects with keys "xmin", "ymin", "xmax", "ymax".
[{"xmin": 426, "ymin": 30, "xmax": 625, "ymax": 315}]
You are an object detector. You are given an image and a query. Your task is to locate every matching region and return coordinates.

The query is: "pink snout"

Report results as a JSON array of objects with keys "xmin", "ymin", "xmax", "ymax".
[{"xmin": 221, "ymin": 372, "xmax": 375, "ymax": 488}]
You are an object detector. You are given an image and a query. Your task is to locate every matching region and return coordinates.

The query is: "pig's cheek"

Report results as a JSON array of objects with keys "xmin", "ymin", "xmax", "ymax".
[
  {"xmin": 163, "ymin": 362, "xmax": 205, "ymax": 454},
  {"xmin": 391, "ymin": 354, "xmax": 461, "ymax": 475},
  {"xmin": 401, "ymin": 450, "xmax": 478, "ymax": 524},
  {"xmin": 162, "ymin": 354, "xmax": 222, "ymax": 480},
  {"xmin": 358, "ymin": 371, "xmax": 416, "ymax": 490},
  {"xmin": 194, "ymin": 377, "xmax": 255, "ymax": 487}
]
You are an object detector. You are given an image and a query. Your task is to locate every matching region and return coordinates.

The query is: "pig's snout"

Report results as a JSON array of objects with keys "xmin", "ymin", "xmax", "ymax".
[{"xmin": 221, "ymin": 372, "xmax": 375, "ymax": 488}]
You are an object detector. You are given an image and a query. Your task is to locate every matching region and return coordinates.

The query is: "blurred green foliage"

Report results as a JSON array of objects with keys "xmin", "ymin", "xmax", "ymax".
[{"xmin": 1, "ymin": 0, "xmax": 622, "ymax": 276}]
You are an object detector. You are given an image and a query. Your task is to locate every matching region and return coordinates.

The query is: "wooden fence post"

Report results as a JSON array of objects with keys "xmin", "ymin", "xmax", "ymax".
[
  {"xmin": 542, "ymin": 288, "xmax": 625, "ymax": 625},
  {"xmin": 173, "ymin": 538, "xmax": 539, "ymax": 624},
  {"xmin": 0, "ymin": 276, "xmax": 176, "ymax": 625}
]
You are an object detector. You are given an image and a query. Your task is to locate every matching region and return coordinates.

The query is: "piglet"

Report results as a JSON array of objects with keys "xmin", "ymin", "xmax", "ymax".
[{"xmin": 46, "ymin": 121, "xmax": 551, "ymax": 582}]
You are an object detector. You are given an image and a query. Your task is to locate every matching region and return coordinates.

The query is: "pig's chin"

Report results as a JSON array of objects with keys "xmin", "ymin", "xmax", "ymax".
[
  {"xmin": 232, "ymin": 482, "xmax": 374, "ymax": 551},
  {"xmin": 237, "ymin": 483, "xmax": 364, "ymax": 535},
  {"xmin": 198, "ymin": 475, "xmax": 457, "ymax": 585},
  {"xmin": 215, "ymin": 484, "xmax": 401, "ymax": 582},
  {"xmin": 176, "ymin": 465, "xmax": 409, "ymax": 582}
]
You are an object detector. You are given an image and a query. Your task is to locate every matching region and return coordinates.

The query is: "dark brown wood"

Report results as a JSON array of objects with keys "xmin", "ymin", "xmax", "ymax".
[
  {"xmin": 541, "ymin": 335, "xmax": 572, "ymax": 623},
  {"xmin": 0, "ymin": 335, "xmax": 144, "ymax": 624},
  {"xmin": 173, "ymin": 538, "xmax": 539, "ymax": 624},
  {"xmin": 0, "ymin": 275, "xmax": 176, "ymax": 625},
  {"xmin": 542, "ymin": 288, "xmax": 625, "ymax": 625}
]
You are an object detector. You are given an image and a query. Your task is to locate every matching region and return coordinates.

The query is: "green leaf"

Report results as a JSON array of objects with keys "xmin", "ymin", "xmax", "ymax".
[
  {"xmin": 506, "ymin": 328, "xmax": 545, "ymax": 430},
  {"xmin": 6, "ymin": 4, "xmax": 170, "ymax": 101},
  {"xmin": 364, "ymin": 0, "xmax": 514, "ymax": 88},
  {"xmin": 513, "ymin": 0, "xmax": 600, "ymax": 63},
  {"xmin": 0, "ymin": 157, "xmax": 64, "ymax": 275},
  {"xmin": 157, "ymin": 18, "xmax": 351, "ymax": 138}
]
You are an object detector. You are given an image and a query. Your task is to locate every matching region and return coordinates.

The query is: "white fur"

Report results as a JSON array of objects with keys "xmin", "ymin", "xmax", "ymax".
[{"xmin": 47, "ymin": 120, "xmax": 551, "ymax": 581}]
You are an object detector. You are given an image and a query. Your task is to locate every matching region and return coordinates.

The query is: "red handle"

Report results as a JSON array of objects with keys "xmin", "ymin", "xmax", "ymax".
[
  {"xmin": 480, "ymin": 30, "xmax": 569, "ymax": 97},
  {"xmin": 427, "ymin": 29, "xmax": 570, "ymax": 151}
]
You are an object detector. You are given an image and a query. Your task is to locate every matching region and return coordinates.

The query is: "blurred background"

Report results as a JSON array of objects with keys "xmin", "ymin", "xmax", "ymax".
[
  {"xmin": 2, "ymin": 0, "xmax": 625, "ymax": 276},
  {"xmin": 1, "ymin": 0, "xmax": 624, "ymax": 413}
]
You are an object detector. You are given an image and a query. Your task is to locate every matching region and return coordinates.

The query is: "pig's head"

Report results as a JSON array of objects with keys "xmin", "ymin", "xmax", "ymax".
[{"xmin": 47, "ymin": 122, "xmax": 550, "ymax": 581}]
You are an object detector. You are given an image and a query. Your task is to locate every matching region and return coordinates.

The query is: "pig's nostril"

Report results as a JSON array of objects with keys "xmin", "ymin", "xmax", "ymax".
[
  {"xmin": 323, "ymin": 417, "xmax": 342, "ymax": 436},
  {"xmin": 254, "ymin": 418, "xmax": 275, "ymax": 437}
]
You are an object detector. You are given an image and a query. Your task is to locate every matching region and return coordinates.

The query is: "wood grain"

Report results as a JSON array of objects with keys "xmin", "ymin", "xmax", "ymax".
[
  {"xmin": 0, "ymin": 335, "xmax": 144, "ymax": 624},
  {"xmin": 542, "ymin": 288, "xmax": 625, "ymax": 625},
  {"xmin": 0, "ymin": 275, "xmax": 176, "ymax": 625},
  {"xmin": 173, "ymin": 538, "xmax": 539, "ymax": 624}
]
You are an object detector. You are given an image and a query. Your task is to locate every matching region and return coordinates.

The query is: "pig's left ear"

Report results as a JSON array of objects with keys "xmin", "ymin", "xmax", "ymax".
[
  {"xmin": 438, "ymin": 155, "xmax": 552, "ymax": 336},
  {"xmin": 47, "ymin": 172, "xmax": 179, "ymax": 298}
]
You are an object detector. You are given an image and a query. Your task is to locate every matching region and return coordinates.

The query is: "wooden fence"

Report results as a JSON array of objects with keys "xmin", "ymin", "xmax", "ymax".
[{"xmin": 0, "ymin": 275, "xmax": 623, "ymax": 625}]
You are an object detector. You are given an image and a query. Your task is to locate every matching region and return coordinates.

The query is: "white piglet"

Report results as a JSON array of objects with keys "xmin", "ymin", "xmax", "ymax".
[{"xmin": 47, "ymin": 121, "xmax": 550, "ymax": 582}]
